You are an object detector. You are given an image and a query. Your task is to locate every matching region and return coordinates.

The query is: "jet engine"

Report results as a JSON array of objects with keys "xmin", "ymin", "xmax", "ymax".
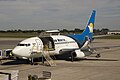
[{"xmin": 73, "ymin": 49, "xmax": 85, "ymax": 58}]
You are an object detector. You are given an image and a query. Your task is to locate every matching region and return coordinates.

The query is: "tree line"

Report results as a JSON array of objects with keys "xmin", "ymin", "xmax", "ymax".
[{"xmin": 0, "ymin": 28, "xmax": 109, "ymax": 35}]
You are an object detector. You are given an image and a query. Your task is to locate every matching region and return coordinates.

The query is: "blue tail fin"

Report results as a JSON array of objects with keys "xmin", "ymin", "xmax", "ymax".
[
  {"xmin": 68, "ymin": 10, "xmax": 96, "ymax": 48},
  {"xmin": 81, "ymin": 10, "xmax": 96, "ymax": 41}
]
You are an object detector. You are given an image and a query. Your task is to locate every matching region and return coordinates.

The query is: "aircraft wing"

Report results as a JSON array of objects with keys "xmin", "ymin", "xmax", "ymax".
[
  {"xmin": 93, "ymin": 35, "xmax": 111, "ymax": 38},
  {"xmin": 89, "ymin": 45, "xmax": 120, "ymax": 51},
  {"xmin": 60, "ymin": 48, "xmax": 79, "ymax": 52},
  {"xmin": 59, "ymin": 45, "xmax": 120, "ymax": 52}
]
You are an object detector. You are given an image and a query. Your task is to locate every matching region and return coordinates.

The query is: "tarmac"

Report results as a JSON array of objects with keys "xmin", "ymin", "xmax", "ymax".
[{"xmin": 0, "ymin": 38, "xmax": 120, "ymax": 80}]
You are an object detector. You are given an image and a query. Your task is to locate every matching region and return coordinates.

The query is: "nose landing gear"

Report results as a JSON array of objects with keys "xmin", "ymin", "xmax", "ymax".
[{"xmin": 29, "ymin": 58, "xmax": 34, "ymax": 65}]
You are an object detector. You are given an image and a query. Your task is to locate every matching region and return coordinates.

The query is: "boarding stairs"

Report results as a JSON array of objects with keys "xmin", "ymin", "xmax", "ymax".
[
  {"xmin": 88, "ymin": 44, "xmax": 101, "ymax": 58},
  {"xmin": 42, "ymin": 45, "xmax": 56, "ymax": 67},
  {"xmin": 31, "ymin": 41, "xmax": 56, "ymax": 66},
  {"xmin": 42, "ymin": 51, "xmax": 56, "ymax": 66}
]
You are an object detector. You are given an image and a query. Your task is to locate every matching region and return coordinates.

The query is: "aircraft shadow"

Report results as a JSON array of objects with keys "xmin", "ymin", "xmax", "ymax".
[
  {"xmin": 54, "ymin": 54, "xmax": 119, "ymax": 62},
  {"xmin": 1, "ymin": 57, "xmax": 118, "ymax": 65},
  {"xmin": 1, "ymin": 59, "xmax": 29, "ymax": 65},
  {"xmin": 65, "ymin": 58, "xmax": 118, "ymax": 62}
]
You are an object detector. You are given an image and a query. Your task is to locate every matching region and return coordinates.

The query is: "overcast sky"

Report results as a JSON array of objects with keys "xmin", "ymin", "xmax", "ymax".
[{"xmin": 0, "ymin": 0, "xmax": 120, "ymax": 30}]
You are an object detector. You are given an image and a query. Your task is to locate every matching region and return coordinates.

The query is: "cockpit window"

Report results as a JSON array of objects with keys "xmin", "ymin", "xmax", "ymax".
[
  {"xmin": 17, "ymin": 44, "xmax": 24, "ymax": 46},
  {"xmin": 17, "ymin": 44, "xmax": 30, "ymax": 46},
  {"xmin": 27, "ymin": 44, "xmax": 30, "ymax": 46}
]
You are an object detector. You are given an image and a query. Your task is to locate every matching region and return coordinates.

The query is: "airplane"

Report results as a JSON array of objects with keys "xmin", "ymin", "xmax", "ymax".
[{"xmin": 12, "ymin": 10, "xmax": 97, "ymax": 64}]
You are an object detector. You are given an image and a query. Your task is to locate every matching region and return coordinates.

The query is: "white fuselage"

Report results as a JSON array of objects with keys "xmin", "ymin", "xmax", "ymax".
[
  {"xmin": 12, "ymin": 35, "xmax": 85, "ymax": 59},
  {"xmin": 51, "ymin": 35, "xmax": 79, "ymax": 54}
]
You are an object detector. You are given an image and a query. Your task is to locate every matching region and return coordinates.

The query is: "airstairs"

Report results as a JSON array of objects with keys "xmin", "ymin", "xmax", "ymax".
[
  {"xmin": 31, "ymin": 42, "xmax": 56, "ymax": 66},
  {"xmin": 88, "ymin": 44, "xmax": 101, "ymax": 58},
  {"xmin": 42, "ymin": 45, "xmax": 56, "ymax": 67}
]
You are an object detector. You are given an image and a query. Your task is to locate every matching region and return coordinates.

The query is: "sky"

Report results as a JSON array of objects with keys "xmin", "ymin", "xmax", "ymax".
[{"xmin": 0, "ymin": 0, "xmax": 120, "ymax": 30}]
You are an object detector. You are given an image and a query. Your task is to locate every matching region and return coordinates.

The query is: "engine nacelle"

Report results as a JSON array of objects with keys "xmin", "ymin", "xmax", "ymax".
[{"xmin": 73, "ymin": 49, "xmax": 85, "ymax": 58}]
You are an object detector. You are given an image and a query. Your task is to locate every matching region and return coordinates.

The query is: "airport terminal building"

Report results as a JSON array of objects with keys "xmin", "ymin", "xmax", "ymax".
[{"xmin": 108, "ymin": 30, "xmax": 120, "ymax": 35}]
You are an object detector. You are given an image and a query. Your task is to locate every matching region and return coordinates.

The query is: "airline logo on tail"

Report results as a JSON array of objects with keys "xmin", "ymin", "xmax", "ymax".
[{"xmin": 88, "ymin": 23, "xmax": 94, "ymax": 33}]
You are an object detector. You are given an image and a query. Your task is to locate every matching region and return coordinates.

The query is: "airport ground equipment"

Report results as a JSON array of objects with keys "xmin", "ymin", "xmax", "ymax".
[
  {"xmin": 0, "ymin": 50, "xmax": 2, "ymax": 58},
  {"xmin": 0, "ymin": 72, "xmax": 11, "ymax": 80},
  {"xmin": 0, "ymin": 49, "xmax": 13, "ymax": 62},
  {"xmin": 88, "ymin": 44, "xmax": 101, "ymax": 58},
  {"xmin": 0, "ymin": 70, "xmax": 19, "ymax": 80},
  {"xmin": 28, "ymin": 71, "xmax": 51, "ymax": 80}
]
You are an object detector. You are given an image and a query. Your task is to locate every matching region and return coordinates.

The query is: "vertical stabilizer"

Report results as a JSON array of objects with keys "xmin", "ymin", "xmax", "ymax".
[
  {"xmin": 81, "ymin": 10, "xmax": 96, "ymax": 41},
  {"xmin": 68, "ymin": 10, "xmax": 96, "ymax": 48}
]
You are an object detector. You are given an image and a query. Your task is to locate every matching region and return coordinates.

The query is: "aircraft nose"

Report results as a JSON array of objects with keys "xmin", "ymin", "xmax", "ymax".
[
  {"xmin": 12, "ymin": 47, "xmax": 21, "ymax": 56},
  {"xmin": 12, "ymin": 46, "xmax": 31, "ymax": 58}
]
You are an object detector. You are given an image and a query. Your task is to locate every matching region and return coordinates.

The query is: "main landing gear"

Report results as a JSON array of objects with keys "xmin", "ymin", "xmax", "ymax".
[{"xmin": 96, "ymin": 53, "xmax": 101, "ymax": 58}]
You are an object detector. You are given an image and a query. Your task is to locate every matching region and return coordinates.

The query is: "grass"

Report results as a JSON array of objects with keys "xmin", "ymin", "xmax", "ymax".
[
  {"xmin": 0, "ymin": 32, "xmax": 120, "ymax": 39},
  {"xmin": 96, "ymin": 35, "xmax": 120, "ymax": 39},
  {"xmin": 0, "ymin": 32, "xmax": 39, "ymax": 38}
]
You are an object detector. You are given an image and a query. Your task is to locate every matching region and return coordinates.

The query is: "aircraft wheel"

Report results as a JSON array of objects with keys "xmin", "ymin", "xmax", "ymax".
[
  {"xmin": 29, "ymin": 58, "xmax": 34, "ymax": 65},
  {"xmin": 71, "ymin": 52, "xmax": 75, "ymax": 62},
  {"xmin": 96, "ymin": 54, "xmax": 101, "ymax": 58}
]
